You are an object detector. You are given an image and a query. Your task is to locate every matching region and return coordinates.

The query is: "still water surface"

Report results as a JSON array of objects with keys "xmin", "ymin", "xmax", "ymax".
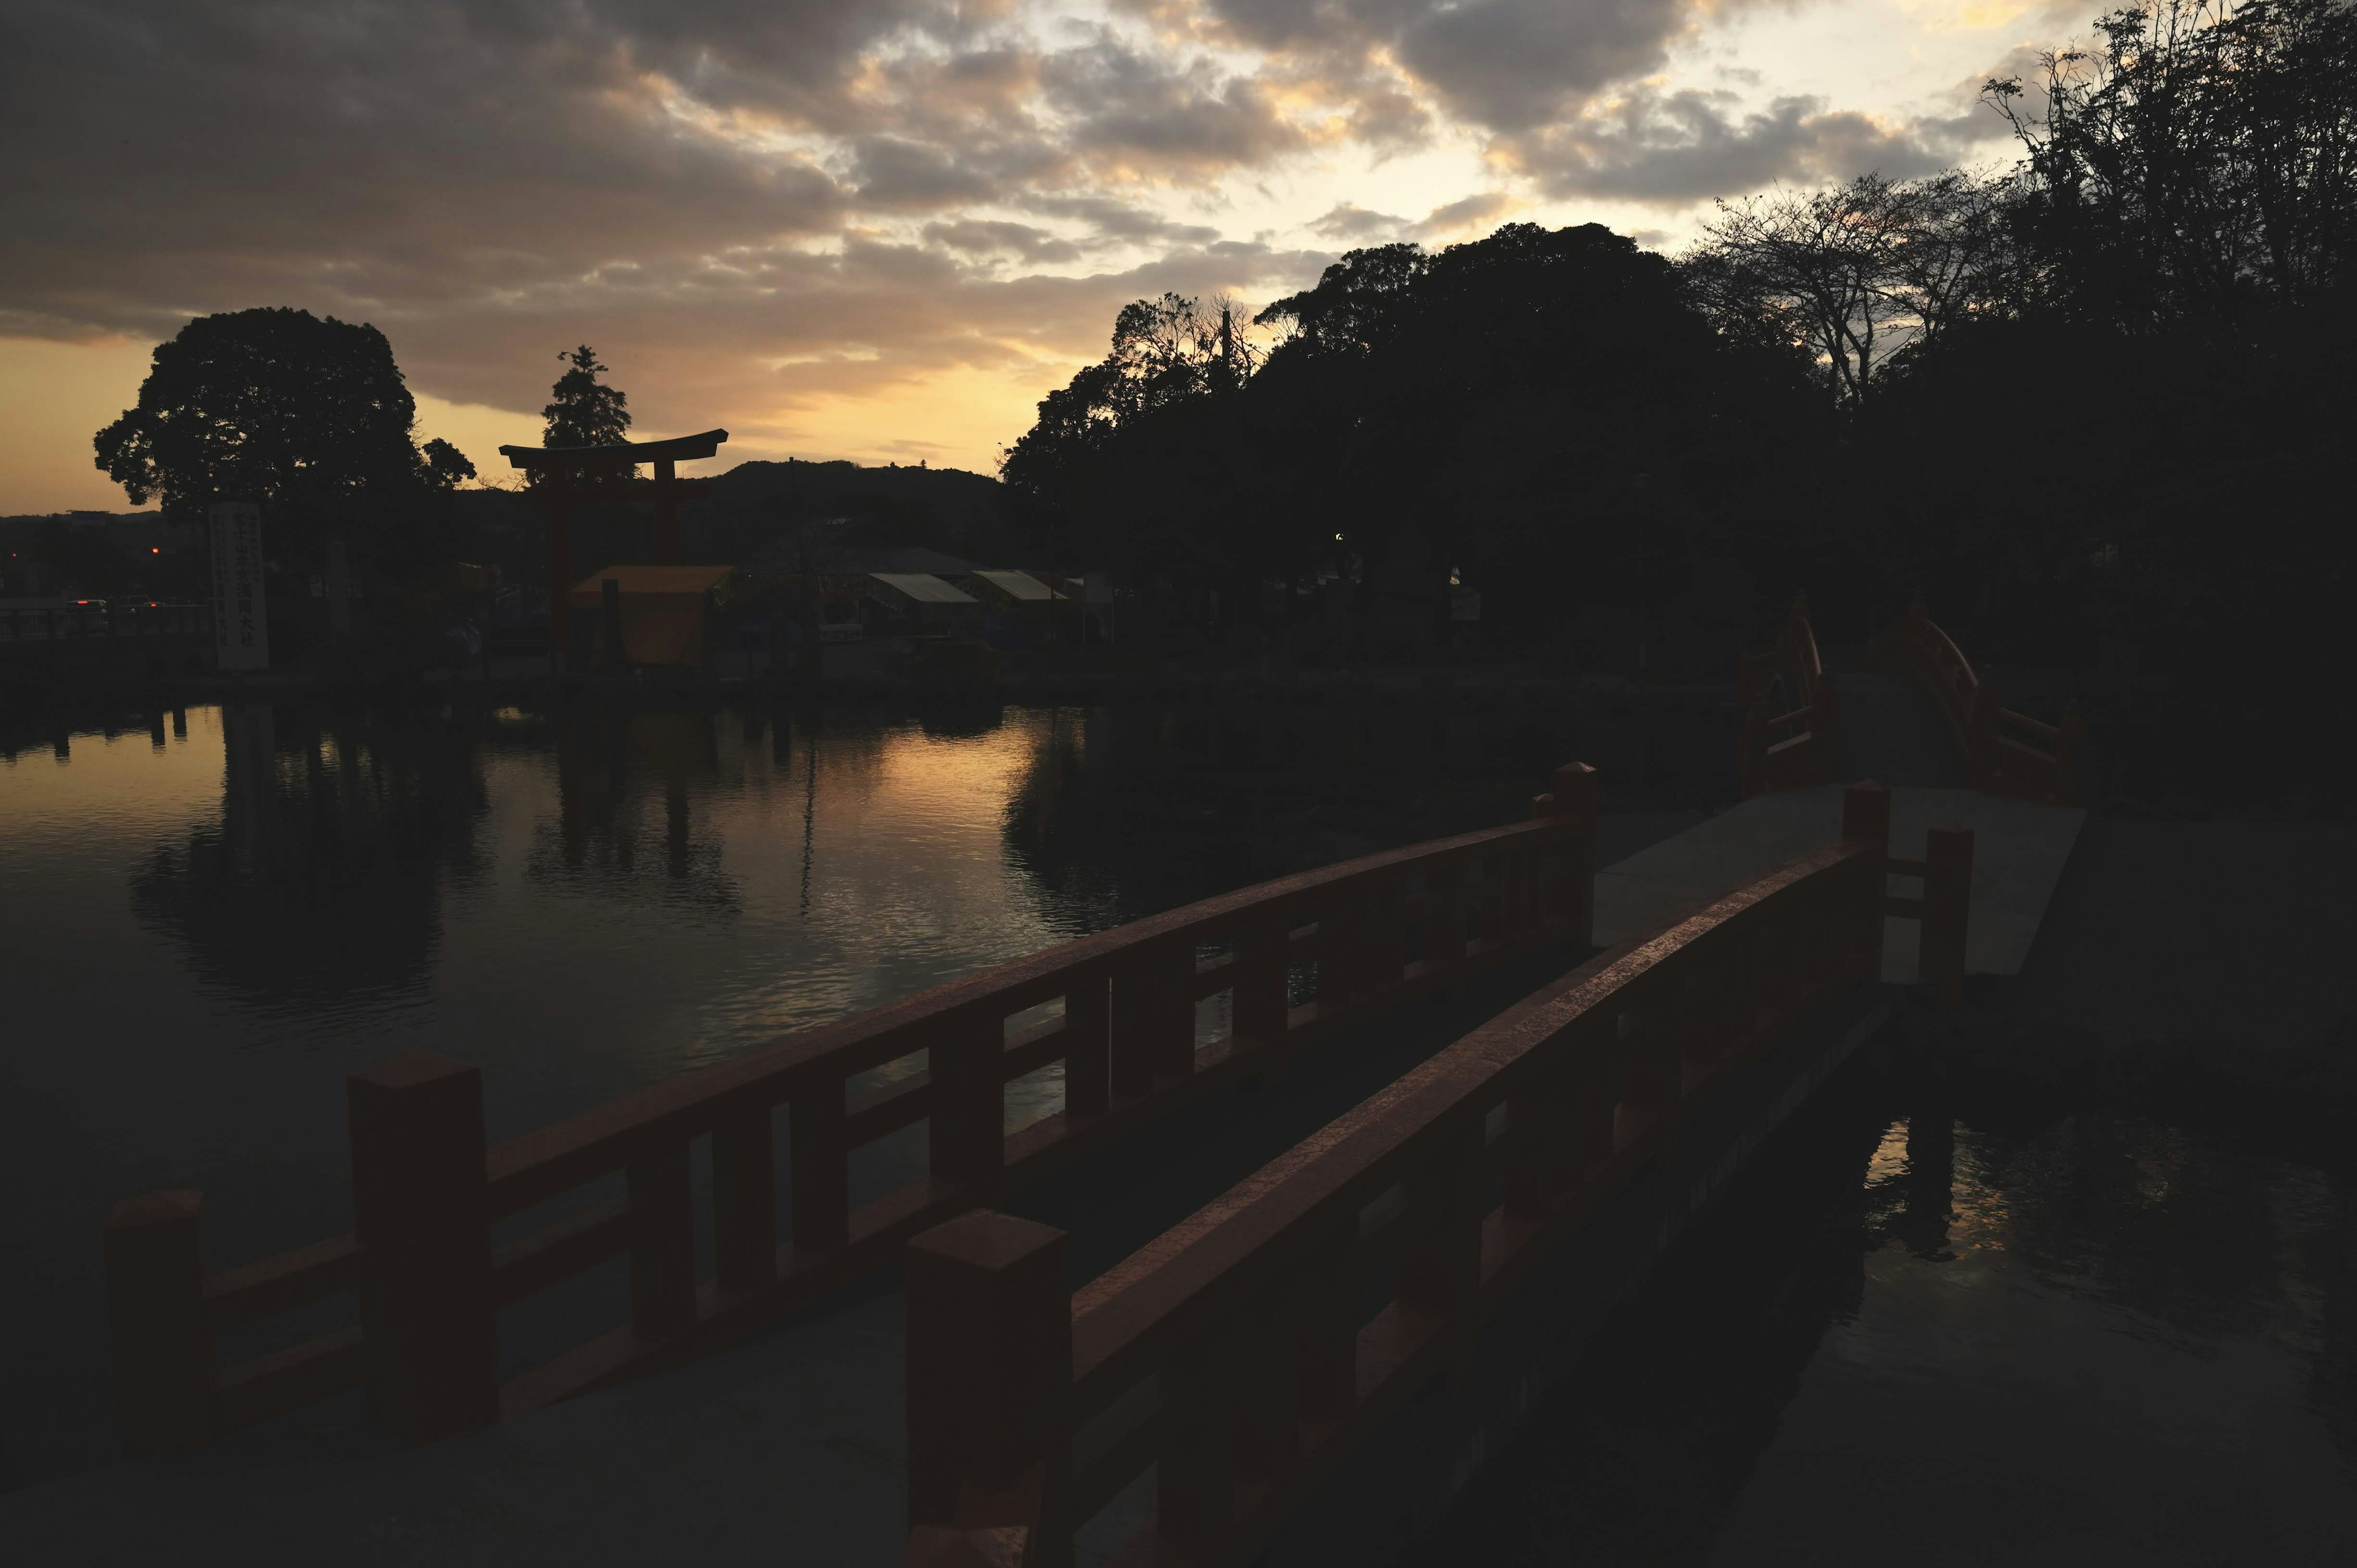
[{"xmin": 1418, "ymin": 1049, "xmax": 2357, "ymax": 1564}]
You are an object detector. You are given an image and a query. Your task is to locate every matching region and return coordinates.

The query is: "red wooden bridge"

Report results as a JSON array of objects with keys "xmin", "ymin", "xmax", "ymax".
[{"xmin": 87, "ymin": 596, "xmax": 2082, "ymax": 1567}]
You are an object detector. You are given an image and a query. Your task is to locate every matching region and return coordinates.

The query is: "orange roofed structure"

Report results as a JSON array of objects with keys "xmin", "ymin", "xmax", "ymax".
[{"xmin": 569, "ymin": 564, "xmax": 735, "ymax": 668}]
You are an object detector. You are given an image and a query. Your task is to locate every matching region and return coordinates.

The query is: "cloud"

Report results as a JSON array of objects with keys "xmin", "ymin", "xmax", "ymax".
[
  {"xmin": 1310, "ymin": 203, "xmax": 1409, "ymax": 242},
  {"xmin": 0, "ymin": 0, "xmax": 2077, "ymax": 494},
  {"xmin": 1040, "ymin": 33, "xmax": 1314, "ymax": 180},
  {"xmin": 1414, "ymin": 192, "xmax": 1522, "ymax": 239},
  {"xmin": 1016, "ymin": 195, "xmax": 1221, "ymax": 248},
  {"xmin": 1502, "ymin": 81, "xmax": 2016, "ymax": 205},
  {"xmin": 921, "ymin": 219, "xmax": 1085, "ymax": 265},
  {"xmin": 1177, "ymin": 0, "xmax": 1737, "ymax": 133}
]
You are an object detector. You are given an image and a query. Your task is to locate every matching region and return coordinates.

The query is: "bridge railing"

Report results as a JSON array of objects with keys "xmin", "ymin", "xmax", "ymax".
[
  {"xmin": 904, "ymin": 781, "xmax": 1944, "ymax": 1568},
  {"xmin": 101, "ymin": 765, "xmax": 1601, "ymax": 1457},
  {"xmin": 1866, "ymin": 595, "xmax": 2083, "ymax": 805},
  {"xmin": 1737, "ymin": 594, "xmax": 1840, "ymax": 798}
]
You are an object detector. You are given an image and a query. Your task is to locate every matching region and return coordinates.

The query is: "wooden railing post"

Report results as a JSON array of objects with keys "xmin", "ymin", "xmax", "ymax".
[
  {"xmin": 1159, "ymin": 1326, "xmax": 1242, "ymax": 1555},
  {"xmin": 347, "ymin": 1054, "xmax": 498, "ymax": 1440},
  {"xmin": 1399, "ymin": 1121, "xmax": 1485, "ymax": 1328},
  {"xmin": 1112, "ymin": 941, "xmax": 1191, "ymax": 1099},
  {"xmin": 1319, "ymin": 889, "xmax": 1368, "ymax": 1008},
  {"xmin": 1293, "ymin": 1226, "xmax": 1359, "ymax": 1423},
  {"xmin": 1365, "ymin": 875, "xmax": 1407, "ymax": 994},
  {"xmin": 629, "ymin": 1142, "xmax": 699, "ymax": 1340},
  {"xmin": 905, "ymin": 1212, "xmax": 1071, "ymax": 1566},
  {"xmin": 1922, "ymin": 825, "xmax": 1975, "ymax": 1010},
  {"xmin": 1062, "ymin": 972, "xmax": 1112, "ymax": 1122},
  {"xmin": 1423, "ymin": 861, "xmax": 1466, "ymax": 978},
  {"xmin": 1503, "ymin": 1070, "xmax": 1573, "ymax": 1221},
  {"xmin": 930, "ymin": 1017, "xmax": 1006, "ymax": 1196},
  {"xmin": 790, "ymin": 1079, "xmax": 851, "ymax": 1256},
  {"xmin": 1230, "ymin": 911, "xmax": 1291, "ymax": 1077},
  {"xmin": 103, "ymin": 1190, "xmax": 212, "ymax": 1455},
  {"xmin": 1616, "ymin": 995, "xmax": 1681, "ymax": 1146},
  {"xmin": 713, "ymin": 1104, "xmax": 778, "ymax": 1295},
  {"xmin": 1558, "ymin": 1013, "xmax": 1618, "ymax": 1189},
  {"xmin": 1546, "ymin": 762, "xmax": 1598, "ymax": 949},
  {"xmin": 1401, "ymin": 1121, "xmax": 1488, "ymax": 1381}
]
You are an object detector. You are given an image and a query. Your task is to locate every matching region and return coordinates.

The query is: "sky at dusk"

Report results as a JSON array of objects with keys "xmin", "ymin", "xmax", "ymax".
[{"xmin": 0, "ymin": 0, "xmax": 2091, "ymax": 513}]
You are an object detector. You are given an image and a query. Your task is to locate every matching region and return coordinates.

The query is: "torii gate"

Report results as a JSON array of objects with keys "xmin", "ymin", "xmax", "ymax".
[{"xmin": 497, "ymin": 428, "xmax": 729, "ymax": 660}]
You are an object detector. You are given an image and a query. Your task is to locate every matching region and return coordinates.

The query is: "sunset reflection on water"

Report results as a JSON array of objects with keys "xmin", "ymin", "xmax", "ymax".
[{"xmin": 0, "ymin": 699, "xmax": 1126, "ymax": 1489}]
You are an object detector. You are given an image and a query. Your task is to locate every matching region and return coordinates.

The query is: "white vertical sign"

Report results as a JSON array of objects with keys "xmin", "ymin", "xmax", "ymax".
[{"xmin": 207, "ymin": 501, "xmax": 270, "ymax": 670}]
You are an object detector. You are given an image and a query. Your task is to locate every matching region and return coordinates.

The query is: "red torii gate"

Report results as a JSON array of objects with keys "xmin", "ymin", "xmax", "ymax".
[{"xmin": 496, "ymin": 428, "xmax": 728, "ymax": 660}]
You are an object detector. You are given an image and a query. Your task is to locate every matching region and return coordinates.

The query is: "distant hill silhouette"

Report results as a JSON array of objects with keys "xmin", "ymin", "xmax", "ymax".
[
  {"xmin": 697, "ymin": 458, "xmax": 1007, "ymax": 567},
  {"xmin": 440, "ymin": 457, "xmax": 1014, "ymax": 588}
]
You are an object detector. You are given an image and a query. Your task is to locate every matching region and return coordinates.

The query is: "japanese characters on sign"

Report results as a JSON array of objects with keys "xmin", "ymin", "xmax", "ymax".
[{"xmin": 206, "ymin": 501, "xmax": 270, "ymax": 671}]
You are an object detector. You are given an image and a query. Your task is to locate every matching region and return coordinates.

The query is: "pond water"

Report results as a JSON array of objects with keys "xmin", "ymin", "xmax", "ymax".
[
  {"xmin": 1, "ymin": 688, "xmax": 1640, "ymax": 1493},
  {"xmin": 1417, "ymin": 1045, "xmax": 2357, "ymax": 1565}
]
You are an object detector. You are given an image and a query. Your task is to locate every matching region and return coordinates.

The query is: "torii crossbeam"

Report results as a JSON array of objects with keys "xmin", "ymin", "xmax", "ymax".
[{"xmin": 497, "ymin": 428, "xmax": 729, "ymax": 661}]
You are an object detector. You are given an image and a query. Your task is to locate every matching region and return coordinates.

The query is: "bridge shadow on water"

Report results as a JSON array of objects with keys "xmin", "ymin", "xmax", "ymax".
[{"xmin": 1408, "ymin": 1035, "xmax": 2357, "ymax": 1567}]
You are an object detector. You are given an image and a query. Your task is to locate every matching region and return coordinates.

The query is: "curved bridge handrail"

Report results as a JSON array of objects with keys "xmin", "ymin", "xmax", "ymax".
[
  {"xmin": 1736, "ymin": 593, "xmax": 1840, "ymax": 798},
  {"xmin": 901, "ymin": 781, "xmax": 1979, "ymax": 1566},
  {"xmin": 101, "ymin": 765, "xmax": 1603, "ymax": 1457},
  {"xmin": 1866, "ymin": 594, "xmax": 2083, "ymax": 805}
]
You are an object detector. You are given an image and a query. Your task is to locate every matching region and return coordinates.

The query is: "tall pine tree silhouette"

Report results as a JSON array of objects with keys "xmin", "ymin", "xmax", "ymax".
[{"xmin": 542, "ymin": 345, "xmax": 631, "ymax": 449}]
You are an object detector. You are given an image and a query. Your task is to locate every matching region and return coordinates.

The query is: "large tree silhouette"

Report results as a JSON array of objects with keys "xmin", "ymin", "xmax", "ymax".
[
  {"xmin": 543, "ymin": 344, "xmax": 632, "ymax": 449},
  {"xmin": 92, "ymin": 307, "xmax": 430, "ymax": 516}
]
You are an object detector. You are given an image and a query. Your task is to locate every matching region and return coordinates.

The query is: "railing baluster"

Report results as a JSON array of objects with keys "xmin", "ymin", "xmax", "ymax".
[
  {"xmin": 1398, "ymin": 1121, "xmax": 1484, "ymax": 1330},
  {"xmin": 1366, "ymin": 876, "xmax": 1406, "ymax": 994},
  {"xmin": 628, "ymin": 1141, "xmax": 697, "ymax": 1340},
  {"xmin": 712, "ymin": 1103, "xmax": 776, "ymax": 1294},
  {"xmin": 928, "ymin": 1015, "xmax": 1004, "ymax": 1194},
  {"xmin": 1620, "ymin": 991, "xmax": 1679, "ymax": 1143},
  {"xmin": 1157, "ymin": 1327, "xmax": 1238, "ymax": 1555},
  {"xmin": 1159, "ymin": 937, "xmax": 1200, "ymax": 1080},
  {"xmin": 1112, "ymin": 939, "xmax": 1192, "ymax": 1095},
  {"xmin": 1296, "ymin": 1226, "xmax": 1358, "ymax": 1425},
  {"xmin": 1062, "ymin": 971, "xmax": 1110, "ymax": 1122},
  {"xmin": 103, "ymin": 1190, "xmax": 213, "ymax": 1455},
  {"xmin": 1231, "ymin": 1282, "xmax": 1296, "ymax": 1488},
  {"xmin": 790, "ymin": 1078, "xmax": 851, "ymax": 1256},
  {"xmin": 348, "ymin": 1054, "xmax": 499, "ymax": 1440},
  {"xmin": 1424, "ymin": 860, "xmax": 1466, "ymax": 974},
  {"xmin": 1329, "ymin": 889, "xmax": 1362, "ymax": 1003},
  {"xmin": 1108, "ymin": 952, "xmax": 1159, "ymax": 1102},
  {"xmin": 1501, "ymin": 1087, "xmax": 1555, "ymax": 1222},
  {"xmin": 1230, "ymin": 910, "xmax": 1290, "ymax": 1054}
]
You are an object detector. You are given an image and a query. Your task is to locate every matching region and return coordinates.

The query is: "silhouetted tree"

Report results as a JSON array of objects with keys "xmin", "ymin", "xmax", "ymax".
[
  {"xmin": 422, "ymin": 437, "xmax": 476, "ymax": 488},
  {"xmin": 92, "ymin": 307, "xmax": 431, "ymax": 515},
  {"xmin": 1686, "ymin": 172, "xmax": 2015, "ymax": 407},
  {"xmin": 1987, "ymin": 0, "xmax": 2357, "ymax": 326},
  {"xmin": 543, "ymin": 344, "xmax": 632, "ymax": 449},
  {"xmin": 1007, "ymin": 224, "xmax": 1824, "ymax": 649},
  {"xmin": 1000, "ymin": 292, "xmax": 1269, "ymax": 590}
]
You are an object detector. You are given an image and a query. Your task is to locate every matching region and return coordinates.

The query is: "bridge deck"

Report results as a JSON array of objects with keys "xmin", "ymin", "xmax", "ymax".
[{"xmin": 1595, "ymin": 782, "xmax": 2087, "ymax": 982}]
